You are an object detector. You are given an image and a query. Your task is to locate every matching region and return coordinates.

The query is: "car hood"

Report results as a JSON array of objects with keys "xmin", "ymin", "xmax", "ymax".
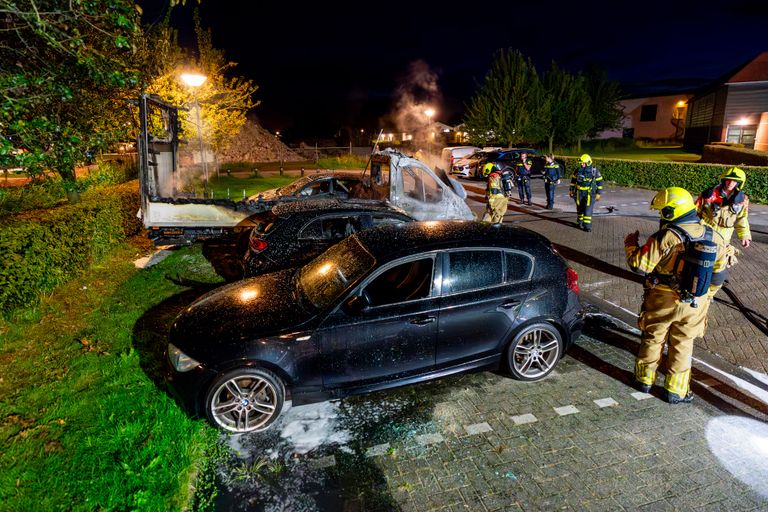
[
  {"xmin": 248, "ymin": 187, "xmax": 283, "ymax": 202},
  {"xmin": 171, "ymin": 270, "xmax": 315, "ymax": 348}
]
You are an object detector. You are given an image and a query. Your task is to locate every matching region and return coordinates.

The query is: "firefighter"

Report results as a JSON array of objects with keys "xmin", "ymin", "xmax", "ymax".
[
  {"xmin": 569, "ymin": 154, "xmax": 603, "ymax": 232},
  {"xmin": 514, "ymin": 152, "xmax": 533, "ymax": 205},
  {"xmin": 543, "ymin": 154, "xmax": 562, "ymax": 209},
  {"xmin": 624, "ymin": 187, "xmax": 730, "ymax": 404},
  {"xmin": 695, "ymin": 167, "xmax": 752, "ymax": 248},
  {"xmin": 481, "ymin": 162, "xmax": 507, "ymax": 224}
]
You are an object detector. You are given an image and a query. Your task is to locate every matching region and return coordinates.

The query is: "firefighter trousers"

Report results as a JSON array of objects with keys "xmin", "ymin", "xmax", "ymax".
[
  {"xmin": 575, "ymin": 190, "xmax": 596, "ymax": 230},
  {"xmin": 482, "ymin": 194, "xmax": 508, "ymax": 224},
  {"xmin": 634, "ymin": 288, "xmax": 711, "ymax": 396}
]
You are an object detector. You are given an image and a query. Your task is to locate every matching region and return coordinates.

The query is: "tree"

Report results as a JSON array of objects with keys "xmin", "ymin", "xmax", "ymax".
[
  {"xmin": 0, "ymin": 0, "xmax": 143, "ymax": 184},
  {"xmin": 463, "ymin": 49, "xmax": 545, "ymax": 147},
  {"xmin": 583, "ymin": 65, "xmax": 624, "ymax": 139},
  {"xmin": 140, "ymin": 12, "xmax": 258, "ymax": 154},
  {"xmin": 541, "ymin": 63, "xmax": 593, "ymax": 153}
]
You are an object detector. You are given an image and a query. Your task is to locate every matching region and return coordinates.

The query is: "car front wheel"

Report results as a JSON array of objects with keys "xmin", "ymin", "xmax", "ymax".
[
  {"xmin": 205, "ymin": 367, "xmax": 285, "ymax": 433},
  {"xmin": 506, "ymin": 323, "xmax": 562, "ymax": 381}
]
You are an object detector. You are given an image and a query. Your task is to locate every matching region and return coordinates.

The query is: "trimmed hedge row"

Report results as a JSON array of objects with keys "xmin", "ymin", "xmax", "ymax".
[
  {"xmin": 560, "ymin": 157, "xmax": 768, "ymax": 204},
  {"xmin": 0, "ymin": 181, "xmax": 142, "ymax": 313},
  {"xmin": 701, "ymin": 144, "xmax": 768, "ymax": 167}
]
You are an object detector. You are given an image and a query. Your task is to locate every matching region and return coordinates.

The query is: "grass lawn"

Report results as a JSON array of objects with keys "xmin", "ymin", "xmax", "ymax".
[
  {"xmin": 205, "ymin": 173, "xmax": 296, "ymax": 199},
  {"xmin": 0, "ymin": 241, "xmax": 227, "ymax": 511}
]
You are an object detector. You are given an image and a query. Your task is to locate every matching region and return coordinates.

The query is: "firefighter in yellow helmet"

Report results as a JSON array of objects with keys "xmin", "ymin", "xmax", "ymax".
[
  {"xmin": 695, "ymin": 167, "xmax": 751, "ymax": 248},
  {"xmin": 481, "ymin": 162, "xmax": 507, "ymax": 224},
  {"xmin": 569, "ymin": 154, "xmax": 603, "ymax": 232},
  {"xmin": 624, "ymin": 187, "xmax": 730, "ymax": 403}
]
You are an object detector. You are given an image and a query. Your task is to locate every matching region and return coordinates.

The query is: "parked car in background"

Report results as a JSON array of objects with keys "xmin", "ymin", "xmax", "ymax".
[
  {"xmin": 439, "ymin": 146, "xmax": 480, "ymax": 174},
  {"xmin": 165, "ymin": 221, "xmax": 585, "ymax": 433},
  {"xmin": 451, "ymin": 148, "xmax": 546, "ymax": 179},
  {"xmin": 244, "ymin": 199, "xmax": 413, "ymax": 277}
]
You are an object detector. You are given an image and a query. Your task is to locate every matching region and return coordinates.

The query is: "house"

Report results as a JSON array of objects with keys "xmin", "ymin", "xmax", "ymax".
[
  {"xmin": 597, "ymin": 93, "xmax": 693, "ymax": 142},
  {"xmin": 684, "ymin": 51, "xmax": 768, "ymax": 151}
]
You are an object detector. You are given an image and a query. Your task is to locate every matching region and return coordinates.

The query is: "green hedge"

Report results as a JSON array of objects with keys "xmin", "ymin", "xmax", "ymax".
[
  {"xmin": 0, "ymin": 181, "xmax": 141, "ymax": 313},
  {"xmin": 560, "ymin": 157, "xmax": 768, "ymax": 204},
  {"xmin": 701, "ymin": 144, "xmax": 768, "ymax": 166}
]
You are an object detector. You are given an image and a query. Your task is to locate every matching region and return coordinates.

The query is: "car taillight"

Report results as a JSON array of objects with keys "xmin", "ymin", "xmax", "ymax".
[
  {"xmin": 566, "ymin": 267, "xmax": 579, "ymax": 295},
  {"xmin": 249, "ymin": 237, "xmax": 267, "ymax": 253}
]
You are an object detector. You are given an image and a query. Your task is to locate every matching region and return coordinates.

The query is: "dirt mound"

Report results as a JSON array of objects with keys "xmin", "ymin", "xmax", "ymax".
[{"xmin": 219, "ymin": 120, "xmax": 305, "ymax": 163}]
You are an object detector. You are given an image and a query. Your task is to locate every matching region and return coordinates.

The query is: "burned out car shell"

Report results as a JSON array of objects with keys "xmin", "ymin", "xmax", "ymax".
[{"xmin": 166, "ymin": 221, "xmax": 584, "ymax": 420}]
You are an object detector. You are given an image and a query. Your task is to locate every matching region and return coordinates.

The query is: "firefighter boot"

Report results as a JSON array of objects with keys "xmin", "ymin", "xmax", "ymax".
[{"xmin": 665, "ymin": 391, "xmax": 694, "ymax": 404}]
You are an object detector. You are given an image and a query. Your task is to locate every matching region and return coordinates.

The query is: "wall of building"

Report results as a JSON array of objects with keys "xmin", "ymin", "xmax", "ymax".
[{"xmin": 596, "ymin": 95, "xmax": 690, "ymax": 141}]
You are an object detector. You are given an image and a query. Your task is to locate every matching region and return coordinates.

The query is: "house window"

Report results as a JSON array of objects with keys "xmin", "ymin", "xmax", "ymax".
[
  {"xmin": 640, "ymin": 104, "xmax": 658, "ymax": 122},
  {"xmin": 726, "ymin": 125, "xmax": 757, "ymax": 147}
]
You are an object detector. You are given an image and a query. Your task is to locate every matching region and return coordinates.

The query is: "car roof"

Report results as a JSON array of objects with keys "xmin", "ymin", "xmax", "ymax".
[
  {"xmin": 271, "ymin": 198, "xmax": 409, "ymax": 217},
  {"xmin": 353, "ymin": 221, "xmax": 547, "ymax": 261},
  {"xmin": 293, "ymin": 171, "xmax": 362, "ymax": 183}
]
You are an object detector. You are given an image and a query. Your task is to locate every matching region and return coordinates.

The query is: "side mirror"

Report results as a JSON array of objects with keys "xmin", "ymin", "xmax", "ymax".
[{"xmin": 343, "ymin": 293, "xmax": 370, "ymax": 315}]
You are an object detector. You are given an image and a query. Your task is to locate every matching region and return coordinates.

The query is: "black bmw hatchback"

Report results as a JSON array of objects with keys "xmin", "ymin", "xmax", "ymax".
[{"xmin": 166, "ymin": 221, "xmax": 584, "ymax": 433}]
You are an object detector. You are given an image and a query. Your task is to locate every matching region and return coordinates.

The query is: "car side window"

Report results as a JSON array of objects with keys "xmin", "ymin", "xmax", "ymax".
[
  {"xmin": 445, "ymin": 250, "xmax": 503, "ymax": 294},
  {"xmin": 299, "ymin": 180, "xmax": 331, "ymax": 197},
  {"xmin": 401, "ymin": 166, "xmax": 423, "ymax": 201},
  {"xmin": 363, "ymin": 257, "xmax": 434, "ymax": 307},
  {"xmin": 506, "ymin": 251, "xmax": 533, "ymax": 282},
  {"xmin": 299, "ymin": 215, "xmax": 363, "ymax": 240}
]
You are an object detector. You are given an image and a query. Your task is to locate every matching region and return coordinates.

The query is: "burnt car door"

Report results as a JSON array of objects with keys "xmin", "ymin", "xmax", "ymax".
[
  {"xmin": 436, "ymin": 249, "xmax": 533, "ymax": 366},
  {"xmin": 317, "ymin": 254, "xmax": 440, "ymax": 389}
]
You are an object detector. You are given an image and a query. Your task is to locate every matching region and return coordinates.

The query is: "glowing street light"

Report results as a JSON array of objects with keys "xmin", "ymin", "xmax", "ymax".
[
  {"xmin": 424, "ymin": 107, "xmax": 436, "ymax": 155},
  {"xmin": 180, "ymin": 72, "xmax": 209, "ymax": 195}
]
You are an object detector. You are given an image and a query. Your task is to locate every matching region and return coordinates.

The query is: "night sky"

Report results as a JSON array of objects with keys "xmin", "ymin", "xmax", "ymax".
[{"xmin": 138, "ymin": 0, "xmax": 768, "ymax": 142}]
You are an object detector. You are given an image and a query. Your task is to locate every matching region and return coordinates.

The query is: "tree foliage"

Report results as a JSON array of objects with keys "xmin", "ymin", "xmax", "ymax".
[
  {"xmin": 541, "ymin": 63, "xmax": 593, "ymax": 153},
  {"xmin": 0, "ymin": 0, "xmax": 143, "ymax": 183},
  {"xmin": 141, "ymin": 12, "xmax": 259, "ymax": 154},
  {"xmin": 464, "ymin": 50, "xmax": 623, "ymax": 150},
  {"xmin": 464, "ymin": 49, "xmax": 545, "ymax": 147}
]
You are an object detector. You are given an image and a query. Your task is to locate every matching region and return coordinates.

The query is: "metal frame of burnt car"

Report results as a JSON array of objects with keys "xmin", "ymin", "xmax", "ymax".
[{"xmin": 165, "ymin": 221, "xmax": 585, "ymax": 433}]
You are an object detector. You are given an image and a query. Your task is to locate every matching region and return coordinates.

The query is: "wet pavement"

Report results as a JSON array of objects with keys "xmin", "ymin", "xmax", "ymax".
[{"xmin": 210, "ymin": 174, "xmax": 768, "ymax": 511}]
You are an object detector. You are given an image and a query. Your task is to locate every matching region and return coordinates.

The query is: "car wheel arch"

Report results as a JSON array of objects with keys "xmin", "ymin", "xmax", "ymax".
[
  {"xmin": 503, "ymin": 318, "xmax": 566, "ymax": 381},
  {"xmin": 204, "ymin": 359, "xmax": 295, "ymax": 402}
]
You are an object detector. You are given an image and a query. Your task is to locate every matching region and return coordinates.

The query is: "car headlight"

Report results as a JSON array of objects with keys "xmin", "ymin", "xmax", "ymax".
[{"xmin": 168, "ymin": 343, "xmax": 201, "ymax": 372}]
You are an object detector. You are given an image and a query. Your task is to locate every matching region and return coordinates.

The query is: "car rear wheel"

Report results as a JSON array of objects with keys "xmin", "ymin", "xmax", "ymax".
[
  {"xmin": 506, "ymin": 323, "xmax": 562, "ymax": 381},
  {"xmin": 205, "ymin": 367, "xmax": 285, "ymax": 433}
]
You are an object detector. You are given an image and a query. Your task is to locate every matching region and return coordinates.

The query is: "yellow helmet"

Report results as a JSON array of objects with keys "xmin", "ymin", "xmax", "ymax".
[
  {"xmin": 482, "ymin": 162, "xmax": 496, "ymax": 177},
  {"xmin": 720, "ymin": 166, "xmax": 746, "ymax": 190},
  {"xmin": 579, "ymin": 154, "xmax": 592, "ymax": 165},
  {"xmin": 650, "ymin": 187, "xmax": 695, "ymax": 221}
]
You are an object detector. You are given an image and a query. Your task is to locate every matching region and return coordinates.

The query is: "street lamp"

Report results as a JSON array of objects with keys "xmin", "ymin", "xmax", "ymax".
[
  {"xmin": 180, "ymin": 72, "xmax": 209, "ymax": 195},
  {"xmin": 424, "ymin": 108, "xmax": 435, "ymax": 155}
]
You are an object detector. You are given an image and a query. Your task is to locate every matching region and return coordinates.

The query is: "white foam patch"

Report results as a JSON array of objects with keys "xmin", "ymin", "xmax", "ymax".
[
  {"xmin": 742, "ymin": 367, "xmax": 768, "ymax": 388},
  {"xmin": 694, "ymin": 359, "xmax": 768, "ymax": 406},
  {"xmin": 706, "ymin": 416, "xmax": 768, "ymax": 498},
  {"xmin": 133, "ymin": 249, "xmax": 173, "ymax": 269},
  {"xmin": 277, "ymin": 401, "xmax": 352, "ymax": 455}
]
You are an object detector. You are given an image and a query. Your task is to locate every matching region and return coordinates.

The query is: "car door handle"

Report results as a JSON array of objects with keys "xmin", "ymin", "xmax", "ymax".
[
  {"xmin": 500, "ymin": 300, "xmax": 521, "ymax": 309},
  {"xmin": 410, "ymin": 316, "xmax": 436, "ymax": 325}
]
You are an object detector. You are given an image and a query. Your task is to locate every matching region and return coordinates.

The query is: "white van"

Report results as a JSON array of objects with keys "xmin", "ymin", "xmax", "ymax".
[{"xmin": 440, "ymin": 146, "xmax": 479, "ymax": 174}]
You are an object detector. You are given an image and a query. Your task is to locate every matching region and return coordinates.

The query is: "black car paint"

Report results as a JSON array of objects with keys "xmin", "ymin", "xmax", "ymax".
[
  {"xmin": 244, "ymin": 199, "xmax": 413, "ymax": 277},
  {"xmin": 167, "ymin": 221, "xmax": 584, "ymax": 418}
]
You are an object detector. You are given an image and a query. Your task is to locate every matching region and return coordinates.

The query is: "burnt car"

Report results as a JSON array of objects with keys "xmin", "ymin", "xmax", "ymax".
[
  {"xmin": 244, "ymin": 199, "xmax": 413, "ymax": 277},
  {"xmin": 166, "ymin": 221, "xmax": 584, "ymax": 433},
  {"xmin": 248, "ymin": 171, "xmax": 362, "ymax": 202}
]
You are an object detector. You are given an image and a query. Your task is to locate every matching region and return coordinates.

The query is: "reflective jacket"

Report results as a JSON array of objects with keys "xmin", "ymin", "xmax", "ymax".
[
  {"xmin": 486, "ymin": 172, "xmax": 504, "ymax": 197},
  {"xmin": 515, "ymin": 159, "xmax": 533, "ymax": 180},
  {"xmin": 570, "ymin": 165, "xmax": 603, "ymax": 195},
  {"xmin": 543, "ymin": 162, "xmax": 562, "ymax": 184},
  {"xmin": 695, "ymin": 185, "xmax": 751, "ymax": 243},
  {"xmin": 625, "ymin": 221, "xmax": 729, "ymax": 296}
]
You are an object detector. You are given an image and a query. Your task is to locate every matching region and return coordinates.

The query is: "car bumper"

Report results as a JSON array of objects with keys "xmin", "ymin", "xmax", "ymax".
[
  {"xmin": 450, "ymin": 167, "xmax": 471, "ymax": 178},
  {"xmin": 164, "ymin": 357, "xmax": 219, "ymax": 418},
  {"xmin": 563, "ymin": 292, "xmax": 586, "ymax": 347}
]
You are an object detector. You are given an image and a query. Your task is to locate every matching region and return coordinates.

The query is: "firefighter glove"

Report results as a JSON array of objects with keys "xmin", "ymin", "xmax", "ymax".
[
  {"xmin": 596, "ymin": 194, "xmax": 601, "ymax": 201},
  {"xmin": 624, "ymin": 230, "xmax": 639, "ymax": 247}
]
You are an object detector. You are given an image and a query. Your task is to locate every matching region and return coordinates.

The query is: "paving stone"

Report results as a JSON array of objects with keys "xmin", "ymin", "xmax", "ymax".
[
  {"xmin": 309, "ymin": 455, "xmax": 336, "ymax": 469},
  {"xmin": 510, "ymin": 413, "xmax": 538, "ymax": 425},
  {"xmin": 594, "ymin": 397, "xmax": 619, "ymax": 408},
  {"xmin": 464, "ymin": 422, "xmax": 493, "ymax": 435},
  {"xmin": 365, "ymin": 443, "xmax": 391, "ymax": 458},
  {"xmin": 554, "ymin": 404, "xmax": 580, "ymax": 416},
  {"xmin": 415, "ymin": 433, "xmax": 445, "ymax": 446},
  {"xmin": 630, "ymin": 391, "xmax": 655, "ymax": 400}
]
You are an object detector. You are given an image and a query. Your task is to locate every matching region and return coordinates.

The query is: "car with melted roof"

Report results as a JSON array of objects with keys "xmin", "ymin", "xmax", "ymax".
[{"xmin": 166, "ymin": 221, "xmax": 585, "ymax": 433}]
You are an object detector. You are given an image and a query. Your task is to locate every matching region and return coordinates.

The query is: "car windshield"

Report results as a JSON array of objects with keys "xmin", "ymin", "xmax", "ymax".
[
  {"xmin": 278, "ymin": 176, "xmax": 315, "ymax": 195},
  {"xmin": 297, "ymin": 236, "xmax": 377, "ymax": 310}
]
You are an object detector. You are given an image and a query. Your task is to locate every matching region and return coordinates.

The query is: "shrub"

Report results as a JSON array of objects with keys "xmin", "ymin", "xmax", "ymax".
[
  {"xmin": 0, "ymin": 177, "xmax": 68, "ymax": 216},
  {"xmin": 0, "ymin": 181, "xmax": 141, "ymax": 313},
  {"xmin": 701, "ymin": 144, "xmax": 768, "ymax": 166},
  {"xmin": 559, "ymin": 156, "xmax": 768, "ymax": 203},
  {"xmin": 316, "ymin": 154, "xmax": 368, "ymax": 169}
]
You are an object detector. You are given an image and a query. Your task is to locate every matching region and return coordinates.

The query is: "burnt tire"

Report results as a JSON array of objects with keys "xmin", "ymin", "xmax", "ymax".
[
  {"xmin": 204, "ymin": 367, "xmax": 285, "ymax": 433},
  {"xmin": 505, "ymin": 323, "xmax": 563, "ymax": 381}
]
